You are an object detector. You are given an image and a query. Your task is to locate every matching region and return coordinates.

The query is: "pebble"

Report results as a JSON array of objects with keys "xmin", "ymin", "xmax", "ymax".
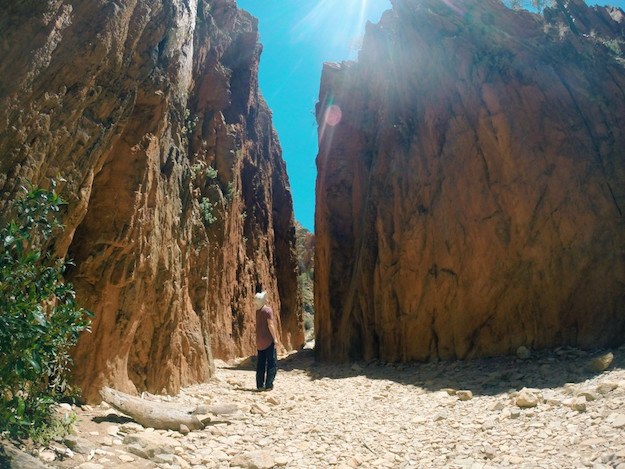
[{"xmin": 41, "ymin": 348, "xmax": 624, "ymax": 469}]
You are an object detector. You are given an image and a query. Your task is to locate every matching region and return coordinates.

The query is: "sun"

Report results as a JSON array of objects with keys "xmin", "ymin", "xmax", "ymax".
[{"xmin": 293, "ymin": 0, "xmax": 376, "ymax": 57}]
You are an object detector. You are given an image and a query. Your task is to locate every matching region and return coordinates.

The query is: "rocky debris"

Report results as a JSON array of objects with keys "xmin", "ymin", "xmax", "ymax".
[
  {"xmin": 122, "ymin": 431, "xmax": 178, "ymax": 461},
  {"xmin": 456, "ymin": 390, "xmax": 473, "ymax": 401},
  {"xmin": 597, "ymin": 382, "xmax": 619, "ymax": 394},
  {"xmin": 564, "ymin": 396, "xmax": 588, "ymax": 412},
  {"xmin": 0, "ymin": 0, "xmax": 303, "ymax": 403},
  {"xmin": 609, "ymin": 413, "xmax": 625, "ymax": 428},
  {"xmin": 515, "ymin": 388, "xmax": 540, "ymax": 408},
  {"xmin": 35, "ymin": 347, "xmax": 625, "ymax": 469},
  {"xmin": 62, "ymin": 436, "xmax": 96, "ymax": 456},
  {"xmin": 230, "ymin": 450, "xmax": 275, "ymax": 469},
  {"xmin": 0, "ymin": 443, "xmax": 51, "ymax": 468},
  {"xmin": 588, "ymin": 353, "xmax": 615, "ymax": 372},
  {"xmin": 314, "ymin": 0, "xmax": 625, "ymax": 363}
]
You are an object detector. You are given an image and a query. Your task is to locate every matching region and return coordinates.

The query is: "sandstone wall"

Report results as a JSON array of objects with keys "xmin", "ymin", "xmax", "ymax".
[
  {"xmin": 315, "ymin": 0, "xmax": 625, "ymax": 362},
  {"xmin": 0, "ymin": 0, "xmax": 303, "ymax": 401}
]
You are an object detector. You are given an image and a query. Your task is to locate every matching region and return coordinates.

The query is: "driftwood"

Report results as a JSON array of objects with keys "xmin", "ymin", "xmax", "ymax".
[{"xmin": 100, "ymin": 387, "xmax": 205, "ymax": 432}]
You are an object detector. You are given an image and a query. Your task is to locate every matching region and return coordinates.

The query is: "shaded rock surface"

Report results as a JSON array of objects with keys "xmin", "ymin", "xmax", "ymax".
[
  {"xmin": 0, "ymin": 0, "xmax": 303, "ymax": 402},
  {"xmin": 315, "ymin": 0, "xmax": 625, "ymax": 363}
]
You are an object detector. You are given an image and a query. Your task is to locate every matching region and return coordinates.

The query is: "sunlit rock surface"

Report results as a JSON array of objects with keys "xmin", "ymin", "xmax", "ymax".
[
  {"xmin": 0, "ymin": 0, "xmax": 303, "ymax": 401},
  {"xmin": 315, "ymin": 0, "xmax": 625, "ymax": 363}
]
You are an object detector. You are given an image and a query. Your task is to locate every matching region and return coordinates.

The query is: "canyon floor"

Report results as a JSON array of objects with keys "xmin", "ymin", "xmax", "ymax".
[{"xmin": 21, "ymin": 344, "xmax": 625, "ymax": 469}]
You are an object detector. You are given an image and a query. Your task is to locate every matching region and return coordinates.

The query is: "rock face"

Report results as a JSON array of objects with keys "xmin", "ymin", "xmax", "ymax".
[
  {"xmin": 315, "ymin": 0, "xmax": 625, "ymax": 363},
  {"xmin": 0, "ymin": 0, "xmax": 303, "ymax": 401}
]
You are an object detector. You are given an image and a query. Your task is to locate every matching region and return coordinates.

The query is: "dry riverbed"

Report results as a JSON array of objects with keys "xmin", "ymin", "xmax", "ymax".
[{"xmin": 5, "ymin": 344, "xmax": 625, "ymax": 469}]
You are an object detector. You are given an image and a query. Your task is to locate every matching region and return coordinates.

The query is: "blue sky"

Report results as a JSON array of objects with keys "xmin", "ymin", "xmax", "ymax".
[
  {"xmin": 237, "ymin": 0, "xmax": 391, "ymax": 230},
  {"xmin": 236, "ymin": 0, "xmax": 625, "ymax": 231}
]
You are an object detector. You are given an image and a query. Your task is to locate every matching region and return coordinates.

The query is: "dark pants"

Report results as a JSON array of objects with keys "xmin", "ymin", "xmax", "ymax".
[{"xmin": 256, "ymin": 342, "xmax": 277, "ymax": 390}]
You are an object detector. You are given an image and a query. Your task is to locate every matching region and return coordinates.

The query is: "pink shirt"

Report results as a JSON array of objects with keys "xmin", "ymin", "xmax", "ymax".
[{"xmin": 256, "ymin": 305, "xmax": 275, "ymax": 350}]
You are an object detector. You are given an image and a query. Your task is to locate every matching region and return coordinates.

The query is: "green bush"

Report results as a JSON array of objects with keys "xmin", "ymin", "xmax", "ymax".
[
  {"xmin": 199, "ymin": 197, "xmax": 217, "ymax": 225},
  {"xmin": 0, "ymin": 182, "xmax": 92, "ymax": 442}
]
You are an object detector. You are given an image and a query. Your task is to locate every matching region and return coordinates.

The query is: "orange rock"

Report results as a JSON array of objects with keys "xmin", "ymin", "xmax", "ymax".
[
  {"xmin": 315, "ymin": 0, "xmax": 625, "ymax": 363},
  {"xmin": 0, "ymin": 0, "xmax": 303, "ymax": 402}
]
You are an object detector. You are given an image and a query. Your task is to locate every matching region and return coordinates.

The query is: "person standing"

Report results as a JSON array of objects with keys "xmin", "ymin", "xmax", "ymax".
[{"xmin": 254, "ymin": 291, "xmax": 279, "ymax": 391}]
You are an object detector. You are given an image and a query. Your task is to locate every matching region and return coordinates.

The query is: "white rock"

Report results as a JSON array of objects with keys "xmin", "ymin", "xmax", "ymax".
[
  {"xmin": 120, "ymin": 422, "xmax": 144, "ymax": 433},
  {"xmin": 118, "ymin": 454, "xmax": 135, "ymax": 462},
  {"xmin": 251, "ymin": 403, "xmax": 271, "ymax": 415},
  {"xmin": 123, "ymin": 431, "xmax": 178, "ymax": 459},
  {"xmin": 564, "ymin": 396, "xmax": 587, "ymax": 412},
  {"xmin": 489, "ymin": 401, "xmax": 505, "ymax": 411},
  {"xmin": 265, "ymin": 396, "xmax": 281, "ymax": 406},
  {"xmin": 274, "ymin": 455, "xmax": 291, "ymax": 466},
  {"xmin": 39, "ymin": 450, "xmax": 56, "ymax": 462},
  {"xmin": 106, "ymin": 425, "xmax": 120, "ymax": 436},
  {"xmin": 610, "ymin": 413, "xmax": 625, "ymax": 428},
  {"xmin": 64, "ymin": 435, "xmax": 96, "ymax": 455},
  {"xmin": 515, "ymin": 388, "xmax": 539, "ymax": 408},
  {"xmin": 230, "ymin": 450, "xmax": 275, "ymax": 469},
  {"xmin": 596, "ymin": 382, "xmax": 618, "ymax": 394},
  {"xmin": 153, "ymin": 453, "xmax": 175, "ymax": 464}
]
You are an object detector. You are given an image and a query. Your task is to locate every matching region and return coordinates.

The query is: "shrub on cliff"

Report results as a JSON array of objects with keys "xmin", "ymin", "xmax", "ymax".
[{"xmin": 0, "ymin": 182, "xmax": 91, "ymax": 442}]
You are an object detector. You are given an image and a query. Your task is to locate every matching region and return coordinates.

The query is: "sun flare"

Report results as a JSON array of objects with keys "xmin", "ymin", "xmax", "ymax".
[{"xmin": 293, "ymin": 0, "xmax": 376, "ymax": 56}]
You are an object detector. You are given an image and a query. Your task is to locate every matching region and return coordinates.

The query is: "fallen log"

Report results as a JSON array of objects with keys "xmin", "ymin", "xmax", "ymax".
[{"xmin": 99, "ymin": 387, "xmax": 205, "ymax": 432}]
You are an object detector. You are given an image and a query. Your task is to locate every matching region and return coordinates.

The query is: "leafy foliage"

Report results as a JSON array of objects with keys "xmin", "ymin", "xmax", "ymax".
[
  {"xmin": 0, "ymin": 182, "xmax": 92, "ymax": 441},
  {"xmin": 199, "ymin": 197, "xmax": 217, "ymax": 225}
]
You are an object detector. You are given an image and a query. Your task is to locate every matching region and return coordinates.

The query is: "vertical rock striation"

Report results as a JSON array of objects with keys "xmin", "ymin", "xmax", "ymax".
[
  {"xmin": 315, "ymin": 0, "xmax": 625, "ymax": 363},
  {"xmin": 0, "ymin": 0, "xmax": 303, "ymax": 402}
]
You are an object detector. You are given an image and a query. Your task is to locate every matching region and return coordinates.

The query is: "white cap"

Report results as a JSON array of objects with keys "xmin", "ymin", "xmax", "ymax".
[{"xmin": 254, "ymin": 291, "xmax": 268, "ymax": 309}]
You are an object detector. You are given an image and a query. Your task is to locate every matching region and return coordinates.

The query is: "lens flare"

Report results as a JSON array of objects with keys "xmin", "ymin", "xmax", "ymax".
[
  {"xmin": 293, "ymin": 0, "xmax": 378, "ymax": 58},
  {"xmin": 324, "ymin": 104, "xmax": 343, "ymax": 127}
]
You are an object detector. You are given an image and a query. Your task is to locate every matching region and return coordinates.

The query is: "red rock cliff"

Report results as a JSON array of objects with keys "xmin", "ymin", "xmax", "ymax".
[
  {"xmin": 0, "ymin": 0, "xmax": 304, "ymax": 401},
  {"xmin": 315, "ymin": 0, "xmax": 625, "ymax": 362}
]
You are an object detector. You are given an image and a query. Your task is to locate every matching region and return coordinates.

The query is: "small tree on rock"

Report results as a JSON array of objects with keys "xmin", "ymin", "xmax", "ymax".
[{"xmin": 0, "ymin": 182, "xmax": 92, "ymax": 441}]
